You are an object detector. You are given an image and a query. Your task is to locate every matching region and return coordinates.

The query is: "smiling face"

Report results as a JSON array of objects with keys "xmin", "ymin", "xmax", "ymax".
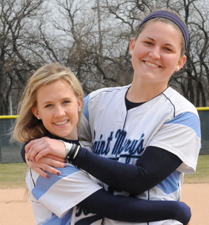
[
  {"xmin": 32, "ymin": 79, "xmax": 83, "ymax": 140},
  {"xmin": 129, "ymin": 20, "xmax": 186, "ymax": 89}
]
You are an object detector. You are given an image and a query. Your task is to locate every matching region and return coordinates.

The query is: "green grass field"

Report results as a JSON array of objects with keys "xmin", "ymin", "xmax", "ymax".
[
  {"xmin": 0, "ymin": 163, "xmax": 28, "ymax": 189},
  {"xmin": 183, "ymin": 155, "xmax": 209, "ymax": 183},
  {"xmin": 0, "ymin": 155, "xmax": 208, "ymax": 189}
]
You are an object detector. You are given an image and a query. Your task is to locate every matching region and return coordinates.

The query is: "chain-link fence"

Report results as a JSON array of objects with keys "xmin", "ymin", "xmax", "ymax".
[
  {"xmin": 0, "ymin": 116, "xmax": 23, "ymax": 163},
  {"xmin": 0, "ymin": 109, "xmax": 209, "ymax": 163},
  {"xmin": 198, "ymin": 108, "xmax": 209, "ymax": 155}
]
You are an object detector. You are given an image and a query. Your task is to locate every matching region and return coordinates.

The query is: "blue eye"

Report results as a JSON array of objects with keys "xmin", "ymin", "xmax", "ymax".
[
  {"xmin": 63, "ymin": 100, "xmax": 70, "ymax": 104},
  {"xmin": 45, "ymin": 104, "xmax": 52, "ymax": 108}
]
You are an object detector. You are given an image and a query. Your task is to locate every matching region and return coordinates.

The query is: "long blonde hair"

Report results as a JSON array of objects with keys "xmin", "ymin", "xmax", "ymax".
[{"xmin": 12, "ymin": 62, "xmax": 84, "ymax": 143}]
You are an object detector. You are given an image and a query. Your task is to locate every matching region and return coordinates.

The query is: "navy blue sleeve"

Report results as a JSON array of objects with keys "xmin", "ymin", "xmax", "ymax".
[
  {"xmin": 79, "ymin": 189, "xmax": 190, "ymax": 225},
  {"xmin": 21, "ymin": 143, "xmax": 27, "ymax": 163},
  {"xmin": 20, "ymin": 141, "xmax": 189, "ymax": 224},
  {"xmin": 72, "ymin": 146, "xmax": 182, "ymax": 195}
]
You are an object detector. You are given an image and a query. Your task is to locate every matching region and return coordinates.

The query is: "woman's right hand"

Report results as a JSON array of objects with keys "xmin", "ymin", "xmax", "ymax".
[
  {"xmin": 25, "ymin": 137, "xmax": 66, "ymax": 162},
  {"xmin": 26, "ymin": 153, "xmax": 65, "ymax": 178}
]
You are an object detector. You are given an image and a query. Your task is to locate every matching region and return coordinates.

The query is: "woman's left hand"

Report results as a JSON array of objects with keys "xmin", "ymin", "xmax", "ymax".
[{"xmin": 26, "ymin": 153, "xmax": 65, "ymax": 178}]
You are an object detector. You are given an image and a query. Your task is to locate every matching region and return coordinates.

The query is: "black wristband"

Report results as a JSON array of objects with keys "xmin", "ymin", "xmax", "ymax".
[{"xmin": 65, "ymin": 144, "xmax": 79, "ymax": 163}]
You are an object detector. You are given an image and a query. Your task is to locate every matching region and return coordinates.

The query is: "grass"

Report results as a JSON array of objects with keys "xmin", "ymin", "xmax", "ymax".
[
  {"xmin": 0, "ymin": 163, "xmax": 28, "ymax": 189},
  {"xmin": 184, "ymin": 155, "xmax": 209, "ymax": 183},
  {"xmin": 0, "ymin": 155, "xmax": 208, "ymax": 189}
]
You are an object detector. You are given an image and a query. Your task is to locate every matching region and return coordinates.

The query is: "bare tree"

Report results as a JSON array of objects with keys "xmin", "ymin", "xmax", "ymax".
[
  {"xmin": 1, "ymin": 0, "xmax": 209, "ymax": 115},
  {"xmin": 169, "ymin": 0, "xmax": 209, "ymax": 106},
  {"xmin": 97, "ymin": 0, "xmax": 209, "ymax": 106},
  {"xmin": 0, "ymin": 0, "xmax": 49, "ymax": 114}
]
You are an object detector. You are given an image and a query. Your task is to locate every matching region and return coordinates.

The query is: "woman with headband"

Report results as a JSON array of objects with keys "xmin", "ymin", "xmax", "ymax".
[{"xmin": 25, "ymin": 9, "xmax": 200, "ymax": 225}]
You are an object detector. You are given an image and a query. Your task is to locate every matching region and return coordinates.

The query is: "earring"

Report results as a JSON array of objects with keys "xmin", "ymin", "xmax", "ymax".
[
  {"xmin": 78, "ymin": 109, "xmax": 81, "ymax": 112},
  {"xmin": 37, "ymin": 116, "xmax": 40, "ymax": 120},
  {"xmin": 130, "ymin": 51, "xmax": 133, "ymax": 55}
]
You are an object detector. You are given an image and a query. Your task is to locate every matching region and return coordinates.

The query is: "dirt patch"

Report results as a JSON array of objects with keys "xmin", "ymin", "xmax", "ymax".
[
  {"xmin": 0, "ymin": 188, "xmax": 34, "ymax": 225},
  {"xmin": 0, "ymin": 184, "xmax": 208, "ymax": 225},
  {"xmin": 181, "ymin": 183, "xmax": 209, "ymax": 225}
]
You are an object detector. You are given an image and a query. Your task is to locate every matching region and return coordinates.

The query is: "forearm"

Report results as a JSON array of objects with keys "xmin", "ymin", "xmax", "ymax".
[
  {"xmin": 72, "ymin": 146, "xmax": 182, "ymax": 195},
  {"xmin": 23, "ymin": 137, "xmax": 182, "ymax": 194},
  {"xmin": 78, "ymin": 189, "xmax": 191, "ymax": 224}
]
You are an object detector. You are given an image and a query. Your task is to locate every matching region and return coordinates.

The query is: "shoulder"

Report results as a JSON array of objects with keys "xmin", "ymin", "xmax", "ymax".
[
  {"xmin": 82, "ymin": 85, "xmax": 130, "ymax": 122},
  {"xmin": 84, "ymin": 85, "xmax": 130, "ymax": 103},
  {"xmin": 162, "ymin": 87, "xmax": 198, "ymax": 117},
  {"xmin": 161, "ymin": 88, "xmax": 201, "ymax": 139}
]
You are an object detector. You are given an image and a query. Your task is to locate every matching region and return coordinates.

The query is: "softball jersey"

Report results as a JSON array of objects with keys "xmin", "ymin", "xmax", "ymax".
[
  {"xmin": 77, "ymin": 85, "xmax": 201, "ymax": 225},
  {"xmin": 26, "ymin": 162, "xmax": 102, "ymax": 225}
]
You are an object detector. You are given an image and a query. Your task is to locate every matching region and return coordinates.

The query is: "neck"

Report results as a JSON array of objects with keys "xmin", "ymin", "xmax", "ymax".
[
  {"xmin": 127, "ymin": 80, "xmax": 168, "ymax": 103},
  {"xmin": 45, "ymin": 130, "xmax": 79, "ymax": 144}
]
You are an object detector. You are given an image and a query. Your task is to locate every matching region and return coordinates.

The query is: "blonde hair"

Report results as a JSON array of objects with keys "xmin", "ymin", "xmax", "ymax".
[{"xmin": 12, "ymin": 62, "xmax": 84, "ymax": 143}]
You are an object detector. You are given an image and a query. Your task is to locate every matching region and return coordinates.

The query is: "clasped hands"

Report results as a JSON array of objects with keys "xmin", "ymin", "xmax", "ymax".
[{"xmin": 25, "ymin": 137, "xmax": 71, "ymax": 178}]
